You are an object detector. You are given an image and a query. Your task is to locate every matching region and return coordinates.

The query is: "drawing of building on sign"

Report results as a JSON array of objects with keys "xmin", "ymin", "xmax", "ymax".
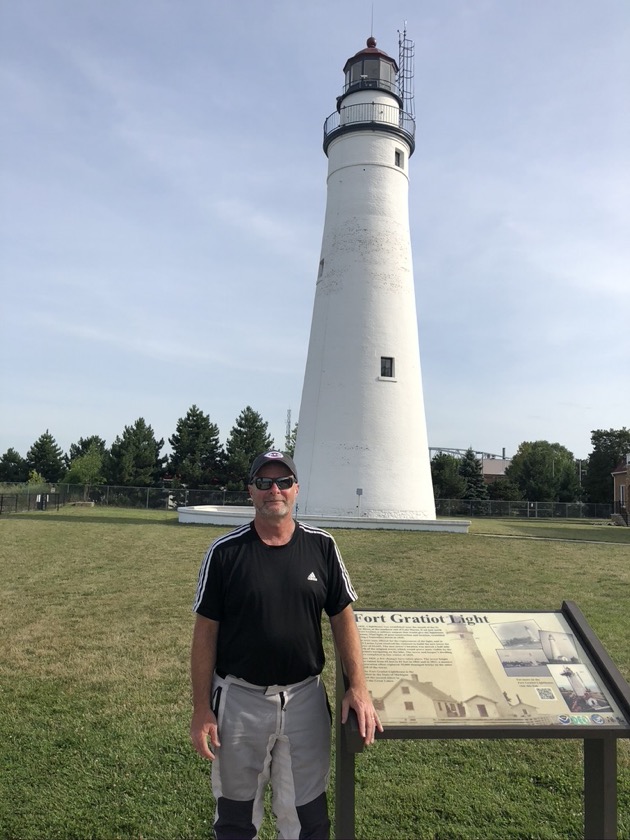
[{"xmin": 371, "ymin": 623, "xmax": 551, "ymax": 725}]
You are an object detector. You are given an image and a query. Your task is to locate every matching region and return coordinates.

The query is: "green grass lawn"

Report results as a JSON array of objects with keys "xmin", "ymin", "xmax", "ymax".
[{"xmin": 1, "ymin": 507, "xmax": 629, "ymax": 839}]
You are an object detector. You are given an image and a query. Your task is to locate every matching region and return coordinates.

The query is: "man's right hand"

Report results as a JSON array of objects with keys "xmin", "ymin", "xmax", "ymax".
[{"xmin": 190, "ymin": 708, "xmax": 221, "ymax": 760}]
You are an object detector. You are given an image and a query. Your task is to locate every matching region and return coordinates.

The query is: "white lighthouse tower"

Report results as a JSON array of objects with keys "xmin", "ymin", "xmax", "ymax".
[{"xmin": 294, "ymin": 35, "xmax": 436, "ymax": 520}]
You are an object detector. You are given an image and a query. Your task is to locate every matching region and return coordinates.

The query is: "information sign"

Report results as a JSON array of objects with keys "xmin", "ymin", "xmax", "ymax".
[
  {"xmin": 354, "ymin": 608, "xmax": 629, "ymax": 730},
  {"xmin": 335, "ymin": 602, "xmax": 630, "ymax": 839}
]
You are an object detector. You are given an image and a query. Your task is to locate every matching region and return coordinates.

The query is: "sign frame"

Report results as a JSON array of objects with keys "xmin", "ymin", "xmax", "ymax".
[{"xmin": 335, "ymin": 601, "xmax": 630, "ymax": 840}]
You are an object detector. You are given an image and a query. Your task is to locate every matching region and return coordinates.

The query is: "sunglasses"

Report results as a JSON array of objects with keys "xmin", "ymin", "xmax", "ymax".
[{"xmin": 252, "ymin": 476, "xmax": 296, "ymax": 490}]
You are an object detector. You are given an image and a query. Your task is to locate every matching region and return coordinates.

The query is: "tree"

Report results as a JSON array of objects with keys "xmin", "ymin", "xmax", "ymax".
[
  {"xmin": 430, "ymin": 453, "xmax": 466, "ymax": 499},
  {"xmin": 458, "ymin": 448, "xmax": 489, "ymax": 500},
  {"xmin": 28, "ymin": 469, "xmax": 46, "ymax": 485},
  {"xmin": 65, "ymin": 435, "xmax": 107, "ymax": 470},
  {"xmin": 222, "ymin": 406, "xmax": 274, "ymax": 489},
  {"xmin": 486, "ymin": 478, "xmax": 522, "ymax": 501},
  {"xmin": 168, "ymin": 405, "xmax": 223, "ymax": 488},
  {"xmin": 26, "ymin": 431, "xmax": 65, "ymax": 483},
  {"xmin": 106, "ymin": 418, "xmax": 166, "ymax": 486},
  {"xmin": 583, "ymin": 428, "xmax": 630, "ymax": 504},
  {"xmin": 0, "ymin": 448, "xmax": 29, "ymax": 483},
  {"xmin": 64, "ymin": 442, "xmax": 106, "ymax": 487},
  {"xmin": 505, "ymin": 440, "xmax": 579, "ymax": 502}
]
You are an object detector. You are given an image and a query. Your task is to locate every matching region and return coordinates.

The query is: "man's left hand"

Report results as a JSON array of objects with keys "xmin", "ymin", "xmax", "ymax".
[{"xmin": 341, "ymin": 685, "xmax": 383, "ymax": 745}]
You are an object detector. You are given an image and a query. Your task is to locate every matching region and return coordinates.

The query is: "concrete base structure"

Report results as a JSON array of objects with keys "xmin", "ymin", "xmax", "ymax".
[{"xmin": 177, "ymin": 505, "xmax": 470, "ymax": 533}]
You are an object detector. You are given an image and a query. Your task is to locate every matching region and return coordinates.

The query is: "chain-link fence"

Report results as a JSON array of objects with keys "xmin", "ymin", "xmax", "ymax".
[
  {"xmin": 0, "ymin": 483, "xmax": 251, "ymax": 513},
  {"xmin": 435, "ymin": 499, "xmax": 613, "ymax": 519},
  {"xmin": 0, "ymin": 490, "xmax": 62, "ymax": 513},
  {"xmin": 0, "ymin": 484, "xmax": 615, "ymax": 519}
]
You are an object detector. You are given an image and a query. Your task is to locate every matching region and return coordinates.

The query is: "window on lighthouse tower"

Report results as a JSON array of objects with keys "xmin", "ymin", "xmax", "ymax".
[{"xmin": 380, "ymin": 357, "xmax": 395, "ymax": 378}]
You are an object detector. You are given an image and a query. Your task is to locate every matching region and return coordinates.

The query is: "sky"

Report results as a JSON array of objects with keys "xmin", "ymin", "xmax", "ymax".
[{"xmin": 1, "ymin": 0, "xmax": 629, "ymax": 463}]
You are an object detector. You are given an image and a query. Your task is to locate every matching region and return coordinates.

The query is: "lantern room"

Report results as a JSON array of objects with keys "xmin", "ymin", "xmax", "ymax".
[{"xmin": 341, "ymin": 37, "xmax": 400, "ymax": 102}]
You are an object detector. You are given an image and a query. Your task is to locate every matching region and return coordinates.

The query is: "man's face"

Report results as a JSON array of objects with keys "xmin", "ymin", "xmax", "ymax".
[{"xmin": 248, "ymin": 463, "xmax": 298, "ymax": 521}]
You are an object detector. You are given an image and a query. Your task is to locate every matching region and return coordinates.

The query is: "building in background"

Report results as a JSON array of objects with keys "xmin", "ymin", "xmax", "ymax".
[{"xmin": 611, "ymin": 455, "xmax": 629, "ymax": 525}]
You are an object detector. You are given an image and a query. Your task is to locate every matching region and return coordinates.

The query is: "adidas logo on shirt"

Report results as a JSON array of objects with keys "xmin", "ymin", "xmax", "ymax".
[{"xmin": 307, "ymin": 572, "xmax": 318, "ymax": 582}]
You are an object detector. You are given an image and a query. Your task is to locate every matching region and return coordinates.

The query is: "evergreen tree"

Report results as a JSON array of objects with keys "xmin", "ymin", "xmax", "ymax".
[
  {"xmin": 222, "ymin": 406, "xmax": 274, "ymax": 489},
  {"xmin": 486, "ymin": 477, "xmax": 523, "ymax": 501},
  {"xmin": 106, "ymin": 418, "xmax": 166, "ymax": 486},
  {"xmin": 26, "ymin": 431, "xmax": 65, "ymax": 483},
  {"xmin": 458, "ymin": 448, "xmax": 489, "ymax": 500},
  {"xmin": 168, "ymin": 405, "xmax": 223, "ymax": 488},
  {"xmin": 430, "ymin": 453, "xmax": 466, "ymax": 499},
  {"xmin": 583, "ymin": 428, "xmax": 630, "ymax": 504},
  {"xmin": 505, "ymin": 440, "xmax": 579, "ymax": 502},
  {"xmin": 0, "ymin": 448, "xmax": 29, "ymax": 483}
]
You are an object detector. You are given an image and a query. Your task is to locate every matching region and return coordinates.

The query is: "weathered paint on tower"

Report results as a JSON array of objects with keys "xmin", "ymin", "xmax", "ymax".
[{"xmin": 295, "ymin": 37, "xmax": 436, "ymax": 519}]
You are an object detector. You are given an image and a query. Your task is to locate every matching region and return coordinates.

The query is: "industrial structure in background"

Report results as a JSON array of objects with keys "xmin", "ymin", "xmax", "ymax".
[
  {"xmin": 429, "ymin": 447, "xmax": 512, "ymax": 485},
  {"xmin": 294, "ymin": 31, "xmax": 437, "ymax": 521}
]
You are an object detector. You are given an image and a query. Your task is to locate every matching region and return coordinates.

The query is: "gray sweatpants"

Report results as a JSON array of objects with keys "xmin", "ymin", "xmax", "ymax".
[{"xmin": 211, "ymin": 672, "xmax": 332, "ymax": 840}]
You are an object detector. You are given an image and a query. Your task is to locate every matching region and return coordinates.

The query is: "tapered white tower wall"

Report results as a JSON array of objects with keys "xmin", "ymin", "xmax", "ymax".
[{"xmin": 295, "ymin": 37, "xmax": 436, "ymax": 520}]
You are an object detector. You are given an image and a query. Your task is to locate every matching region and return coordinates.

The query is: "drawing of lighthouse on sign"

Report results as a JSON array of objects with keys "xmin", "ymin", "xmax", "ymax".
[{"xmin": 353, "ymin": 611, "xmax": 627, "ymax": 728}]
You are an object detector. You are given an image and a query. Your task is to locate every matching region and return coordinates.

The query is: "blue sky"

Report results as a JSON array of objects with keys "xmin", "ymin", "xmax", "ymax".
[{"xmin": 1, "ymin": 0, "xmax": 628, "ymax": 462}]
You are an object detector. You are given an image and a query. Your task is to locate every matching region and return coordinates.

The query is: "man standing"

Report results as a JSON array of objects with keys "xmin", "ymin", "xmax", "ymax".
[{"xmin": 190, "ymin": 450, "xmax": 381, "ymax": 839}]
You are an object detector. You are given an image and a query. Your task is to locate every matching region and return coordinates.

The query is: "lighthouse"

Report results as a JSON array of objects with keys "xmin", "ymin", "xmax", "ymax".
[{"xmin": 294, "ymin": 35, "xmax": 436, "ymax": 520}]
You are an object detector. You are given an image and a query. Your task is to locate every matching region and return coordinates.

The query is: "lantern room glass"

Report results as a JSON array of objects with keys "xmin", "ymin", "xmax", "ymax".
[{"xmin": 345, "ymin": 57, "xmax": 397, "ymax": 93}]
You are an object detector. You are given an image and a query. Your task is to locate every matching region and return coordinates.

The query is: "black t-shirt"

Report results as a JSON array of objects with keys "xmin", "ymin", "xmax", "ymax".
[{"xmin": 193, "ymin": 521, "xmax": 357, "ymax": 685}]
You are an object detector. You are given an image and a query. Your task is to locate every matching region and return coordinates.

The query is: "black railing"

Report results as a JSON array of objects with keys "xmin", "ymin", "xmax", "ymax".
[
  {"xmin": 323, "ymin": 102, "xmax": 415, "ymax": 154},
  {"xmin": 343, "ymin": 78, "xmax": 399, "ymax": 96},
  {"xmin": 614, "ymin": 500, "xmax": 628, "ymax": 525}
]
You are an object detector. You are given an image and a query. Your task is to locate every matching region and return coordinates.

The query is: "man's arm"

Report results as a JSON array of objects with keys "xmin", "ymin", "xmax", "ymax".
[
  {"xmin": 190, "ymin": 614, "xmax": 221, "ymax": 760},
  {"xmin": 329, "ymin": 605, "xmax": 383, "ymax": 745}
]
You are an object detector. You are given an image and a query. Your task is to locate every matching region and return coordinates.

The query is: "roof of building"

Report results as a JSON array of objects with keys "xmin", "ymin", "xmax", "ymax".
[
  {"xmin": 481, "ymin": 458, "xmax": 511, "ymax": 477},
  {"xmin": 343, "ymin": 37, "xmax": 399, "ymax": 73},
  {"xmin": 380, "ymin": 678, "xmax": 457, "ymax": 704}
]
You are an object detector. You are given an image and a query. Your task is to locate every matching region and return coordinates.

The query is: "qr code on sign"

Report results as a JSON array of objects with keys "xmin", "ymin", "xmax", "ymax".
[{"xmin": 536, "ymin": 687, "xmax": 556, "ymax": 701}]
